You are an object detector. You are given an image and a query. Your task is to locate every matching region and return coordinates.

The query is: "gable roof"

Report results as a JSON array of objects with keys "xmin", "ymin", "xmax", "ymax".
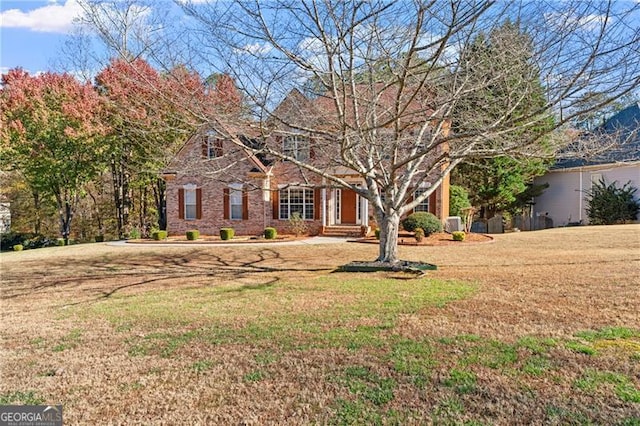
[{"xmin": 554, "ymin": 102, "xmax": 640, "ymax": 169}]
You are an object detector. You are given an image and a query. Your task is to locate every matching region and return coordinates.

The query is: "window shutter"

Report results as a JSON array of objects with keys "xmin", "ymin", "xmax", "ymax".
[
  {"xmin": 178, "ymin": 189, "xmax": 185, "ymax": 219},
  {"xmin": 272, "ymin": 189, "xmax": 279, "ymax": 220},
  {"xmin": 223, "ymin": 188, "xmax": 230, "ymax": 220},
  {"xmin": 314, "ymin": 188, "xmax": 321, "ymax": 220},
  {"xmin": 196, "ymin": 188, "xmax": 202, "ymax": 219},
  {"xmin": 242, "ymin": 188, "xmax": 249, "ymax": 220},
  {"xmin": 202, "ymin": 136, "xmax": 208, "ymax": 158},
  {"xmin": 429, "ymin": 192, "xmax": 437, "ymax": 215}
]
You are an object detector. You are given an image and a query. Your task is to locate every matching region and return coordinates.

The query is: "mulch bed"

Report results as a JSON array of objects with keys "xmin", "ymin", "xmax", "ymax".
[{"xmin": 356, "ymin": 231, "xmax": 494, "ymax": 246}]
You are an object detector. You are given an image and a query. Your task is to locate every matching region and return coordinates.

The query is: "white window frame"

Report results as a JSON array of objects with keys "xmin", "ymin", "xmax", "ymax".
[
  {"xmin": 229, "ymin": 183, "xmax": 243, "ymax": 221},
  {"xmin": 413, "ymin": 188, "xmax": 430, "ymax": 213},
  {"xmin": 279, "ymin": 186, "xmax": 314, "ymax": 220},
  {"xmin": 184, "ymin": 184, "xmax": 197, "ymax": 220},
  {"xmin": 206, "ymin": 131, "xmax": 222, "ymax": 159},
  {"xmin": 283, "ymin": 134, "xmax": 310, "ymax": 161}
]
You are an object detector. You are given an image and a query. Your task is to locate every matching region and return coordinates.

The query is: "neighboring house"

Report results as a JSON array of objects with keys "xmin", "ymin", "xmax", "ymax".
[
  {"xmin": 533, "ymin": 102, "xmax": 640, "ymax": 226},
  {"xmin": 163, "ymin": 89, "xmax": 450, "ymax": 237}
]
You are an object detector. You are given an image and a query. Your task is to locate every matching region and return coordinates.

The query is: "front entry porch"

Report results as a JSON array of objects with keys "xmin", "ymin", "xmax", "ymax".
[{"xmin": 319, "ymin": 183, "xmax": 370, "ymax": 237}]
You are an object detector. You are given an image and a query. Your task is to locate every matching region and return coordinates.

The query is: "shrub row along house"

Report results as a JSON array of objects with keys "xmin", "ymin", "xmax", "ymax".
[{"xmin": 163, "ymin": 89, "xmax": 450, "ymax": 237}]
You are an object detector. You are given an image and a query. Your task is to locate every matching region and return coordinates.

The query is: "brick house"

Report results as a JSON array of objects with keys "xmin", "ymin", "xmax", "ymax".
[{"xmin": 163, "ymin": 90, "xmax": 450, "ymax": 237}]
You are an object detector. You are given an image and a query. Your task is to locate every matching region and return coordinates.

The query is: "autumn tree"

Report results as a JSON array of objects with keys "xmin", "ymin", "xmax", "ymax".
[
  {"xmin": 0, "ymin": 69, "xmax": 106, "ymax": 244},
  {"xmin": 81, "ymin": 0, "xmax": 640, "ymax": 264},
  {"xmin": 95, "ymin": 58, "xmax": 241, "ymax": 236}
]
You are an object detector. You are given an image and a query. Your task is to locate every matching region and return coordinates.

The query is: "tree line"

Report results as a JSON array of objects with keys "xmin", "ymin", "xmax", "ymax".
[{"xmin": 0, "ymin": 60, "xmax": 242, "ymax": 243}]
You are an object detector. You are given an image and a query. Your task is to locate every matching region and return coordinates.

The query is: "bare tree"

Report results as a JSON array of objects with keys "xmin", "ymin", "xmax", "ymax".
[{"xmin": 81, "ymin": 0, "xmax": 640, "ymax": 263}]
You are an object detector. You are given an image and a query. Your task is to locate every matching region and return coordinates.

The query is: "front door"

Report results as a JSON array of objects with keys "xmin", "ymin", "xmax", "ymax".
[{"xmin": 340, "ymin": 189, "xmax": 357, "ymax": 224}]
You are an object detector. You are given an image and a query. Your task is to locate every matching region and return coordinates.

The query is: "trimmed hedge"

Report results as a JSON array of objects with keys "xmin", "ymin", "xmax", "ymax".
[
  {"xmin": 186, "ymin": 230, "xmax": 200, "ymax": 240},
  {"xmin": 152, "ymin": 230, "xmax": 168, "ymax": 240},
  {"xmin": 95, "ymin": 235, "xmax": 105, "ymax": 243},
  {"xmin": 13, "ymin": 244, "xmax": 23, "ymax": 251},
  {"xmin": 220, "ymin": 228, "xmax": 234, "ymax": 240},
  {"xmin": 264, "ymin": 227, "xmax": 277, "ymax": 239},
  {"xmin": 452, "ymin": 231, "xmax": 466, "ymax": 241},
  {"xmin": 402, "ymin": 212, "xmax": 443, "ymax": 235}
]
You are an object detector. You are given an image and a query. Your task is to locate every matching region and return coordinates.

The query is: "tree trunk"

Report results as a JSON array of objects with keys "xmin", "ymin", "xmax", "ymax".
[
  {"xmin": 111, "ymin": 157, "xmax": 131, "ymax": 239},
  {"xmin": 377, "ymin": 211, "xmax": 401, "ymax": 264},
  {"xmin": 32, "ymin": 191, "xmax": 41, "ymax": 235},
  {"xmin": 55, "ymin": 191, "xmax": 73, "ymax": 245},
  {"xmin": 154, "ymin": 178, "xmax": 167, "ymax": 231}
]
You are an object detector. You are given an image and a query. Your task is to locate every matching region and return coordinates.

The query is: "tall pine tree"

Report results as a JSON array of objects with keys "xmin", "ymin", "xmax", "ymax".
[{"xmin": 451, "ymin": 20, "xmax": 553, "ymax": 218}]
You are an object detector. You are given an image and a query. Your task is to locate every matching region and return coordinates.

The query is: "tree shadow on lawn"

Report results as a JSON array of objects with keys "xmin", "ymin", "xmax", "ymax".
[{"xmin": 1, "ymin": 248, "xmax": 334, "ymax": 311}]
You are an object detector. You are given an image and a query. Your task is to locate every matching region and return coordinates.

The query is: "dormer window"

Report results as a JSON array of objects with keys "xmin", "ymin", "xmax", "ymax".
[
  {"xmin": 283, "ymin": 134, "xmax": 310, "ymax": 161},
  {"xmin": 203, "ymin": 131, "xmax": 223, "ymax": 159}
]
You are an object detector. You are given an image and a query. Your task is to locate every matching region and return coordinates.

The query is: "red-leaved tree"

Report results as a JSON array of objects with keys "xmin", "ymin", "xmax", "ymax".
[{"xmin": 0, "ymin": 68, "xmax": 106, "ymax": 243}]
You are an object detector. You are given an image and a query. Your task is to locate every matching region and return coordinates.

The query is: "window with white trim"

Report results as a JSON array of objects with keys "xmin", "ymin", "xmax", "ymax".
[
  {"xmin": 283, "ymin": 135, "xmax": 310, "ymax": 161},
  {"xmin": 229, "ymin": 183, "xmax": 243, "ymax": 220},
  {"xmin": 279, "ymin": 187, "xmax": 314, "ymax": 220},
  {"xmin": 184, "ymin": 187, "xmax": 197, "ymax": 220},
  {"xmin": 413, "ymin": 188, "xmax": 430, "ymax": 213},
  {"xmin": 206, "ymin": 131, "xmax": 223, "ymax": 158}
]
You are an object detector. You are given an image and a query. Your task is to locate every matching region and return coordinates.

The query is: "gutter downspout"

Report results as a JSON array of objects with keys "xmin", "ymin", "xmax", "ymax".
[{"xmin": 578, "ymin": 169, "xmax": 583, "ymax": 223}]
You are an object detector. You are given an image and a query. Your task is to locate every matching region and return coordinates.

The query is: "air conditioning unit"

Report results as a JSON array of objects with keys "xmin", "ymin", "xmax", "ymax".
[{"xmin": 446, "ymin": 216, "xmax": 463, "ymax": 233}]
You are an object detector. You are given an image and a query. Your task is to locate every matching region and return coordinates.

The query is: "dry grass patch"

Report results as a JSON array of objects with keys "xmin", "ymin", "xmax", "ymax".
[{"xmin": 1, "ymin": 225, "xmax": 639, "ymax": 424}]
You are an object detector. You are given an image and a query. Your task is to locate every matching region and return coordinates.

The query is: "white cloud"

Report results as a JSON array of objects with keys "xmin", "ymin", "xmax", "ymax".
[
  {"xmin": 545, "ymin": 12, "xmax": 609, "ymax": 32},
  {"xmin": 236, "ymin": 42, "xmax": 273, "ymax": 56},
  {"xmin": 0, "ymin": 0, "xmax": 83, "ymax": 34}
]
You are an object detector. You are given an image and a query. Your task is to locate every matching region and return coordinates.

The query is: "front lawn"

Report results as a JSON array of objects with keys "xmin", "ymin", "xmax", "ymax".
[{"xmin": 1, "ymin": 225, "xmax": 639, "ymax": 424}]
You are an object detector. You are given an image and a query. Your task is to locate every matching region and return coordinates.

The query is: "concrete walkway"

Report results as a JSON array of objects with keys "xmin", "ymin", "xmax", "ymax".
[{"xmin": 107, "ymin": 236, "xmax": 352, "ymax": 247}]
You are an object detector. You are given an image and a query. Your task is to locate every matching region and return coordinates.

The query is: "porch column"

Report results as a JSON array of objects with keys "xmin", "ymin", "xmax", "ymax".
[
  {"xmin": 362, "ymin": 197, "xmax": 368, "ymax": 226},
  {"xmin": 322, "ymin": 187, "xmax": 327, "ymax": 227}
]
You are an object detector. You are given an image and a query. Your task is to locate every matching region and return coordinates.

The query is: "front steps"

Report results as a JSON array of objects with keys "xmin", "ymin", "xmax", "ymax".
[{"xmin": 321, "ymin": 225, "xmax": 366, "ymax": 238}]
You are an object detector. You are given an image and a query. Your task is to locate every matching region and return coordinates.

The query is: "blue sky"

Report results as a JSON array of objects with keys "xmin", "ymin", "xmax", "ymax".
[{"xmin": 0, "ymin": 0, "xmax": 85, "ymax": 74}]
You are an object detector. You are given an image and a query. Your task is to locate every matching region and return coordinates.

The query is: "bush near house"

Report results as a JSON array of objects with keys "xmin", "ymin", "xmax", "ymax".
[
  {"xmin": 186, "ymin": 230, "xmax": 200, "ymax": 240},
  {"xmin": 264, "ymin": 227, "xmax": 277, "ymax": 239},
  {"xmin": 452, "ymin": 231, "xmax": 466, "ymax": 241},
  {"xmin": 402, "ymin": 212, "xmax": 443, "ymax": 235},
  {"xmin": 586, "ymin": 179, "xmax": 640, "ymax": 225},
  {"xmin": 152, "ymin": 230, "xmax": 168, "ymax": 240},
  {"xmin": 220, "ymin": 228, "xmax": 234, "ymax": 240}
]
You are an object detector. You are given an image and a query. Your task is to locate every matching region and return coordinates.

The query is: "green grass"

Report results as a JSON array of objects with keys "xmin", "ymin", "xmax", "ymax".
[
  {"xmin": 0, "ymin": 390, "xmax": 45, "ymax": 405},
  {"xmin": 190, "ymin": 360, "xmax": 214, "ymax": 373},
  {"xmin": 243, "ymin": 370, "xmax": 266, "ymax": 382},
  {"xmin": 52, "ymin": 328, "xmax": 83, "ymax": 352},
  {"xmin": 462, "ymin": 340, "xmax": 518, "ymax": 369},
  {"xmin": 87, "ymin": 276, "xmax": 474, "ymax": 330},
  {"xmin": 341, "ymin": 366, "xmax": 396, "ymax": 406},
  {"xmin": 521, "ymin": 355, "xmax": 553, "ymax": 376},
  {"xmin": 574, "ymin": 369, "xmax": 640, "ymax": 403},
  {"xmin": 88, "ymin": 276, "xmax": 473, "ymax": 356},
  {"xmin": 565, "ymin": 341, "xmax": 597, "ymax": 356},
  {"xmin": 443, "ymin": 369, "xmax": 477, "ymax": 394},
  {"xmin": 388, "ymin": 338, "xmax": 435, "ymax": 388},
  {"xmin": 575, "ymin": 327, "xmax": 639, "ymax": 342}
]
